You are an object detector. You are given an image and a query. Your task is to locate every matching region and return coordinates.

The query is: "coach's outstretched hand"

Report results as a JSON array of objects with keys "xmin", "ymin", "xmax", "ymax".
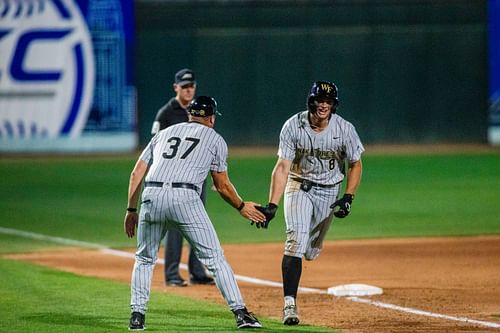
[
  {"xmin": 124, "ymin": 211, "xmax": 139, "ymax": 238},
  {"xmin": 330, "ymin": 194, "xmax": 353, "ymax": 218},
  {"xmin": 252, "ymin": 203, "xmax": 278, "ymax": 229},
  {"xmin": 239, "ymin": 201, "xmax": 267, "ymax": 224}
]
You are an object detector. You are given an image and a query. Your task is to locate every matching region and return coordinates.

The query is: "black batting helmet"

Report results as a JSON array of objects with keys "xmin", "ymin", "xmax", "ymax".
[
  {"xmin": 188, "ymin": 96, "xmax": 221, "ymax": 117},
  {"xmin": 307, "ymin": 81, "xmax": 339, "ymax": 113}
]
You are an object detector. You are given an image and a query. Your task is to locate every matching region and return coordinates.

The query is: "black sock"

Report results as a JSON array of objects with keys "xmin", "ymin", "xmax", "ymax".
[{"xmin": 282, "ymin": 255, "xmax": 302, "ymax": 298}]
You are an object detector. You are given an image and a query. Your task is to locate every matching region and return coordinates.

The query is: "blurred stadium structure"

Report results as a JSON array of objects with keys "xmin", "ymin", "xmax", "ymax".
[
  {"xmin": 134, "ymin": 0, "xmax": 491, "ymax": 146},
  {"xmin": 1, "ymin": 0, "xmax": 498, "ymax": 152}
]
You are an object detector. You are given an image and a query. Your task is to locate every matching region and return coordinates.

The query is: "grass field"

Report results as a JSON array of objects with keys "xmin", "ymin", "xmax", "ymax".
[
  {"xmin": 0, "ymin": 258, "xmax": 333, "ymax": 332},
  {"xmin": 1, "ymin": 150, "xmax": 500, "ymax": 332}
]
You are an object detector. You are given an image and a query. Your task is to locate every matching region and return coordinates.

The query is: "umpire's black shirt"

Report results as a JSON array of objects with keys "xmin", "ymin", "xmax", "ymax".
[{"xmin": 154, "ymin": 97, "xmax": 188, "ymax": 131}]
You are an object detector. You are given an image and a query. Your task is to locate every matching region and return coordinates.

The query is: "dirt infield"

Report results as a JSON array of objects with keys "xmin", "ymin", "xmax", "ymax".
[{"xmin": 7, "ymin": 236, "xmax": 500, "ymax": 332}]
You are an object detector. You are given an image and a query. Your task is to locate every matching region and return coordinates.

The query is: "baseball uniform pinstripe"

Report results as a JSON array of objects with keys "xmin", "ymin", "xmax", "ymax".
[
  {"xmin": 130, "ymin": 122, "xmax": 245, "ymax": 313},
  {"xmin": 263, "ymin": 81, "xmax": 364, "ymax": 326},
  {"xmin": 152, "ymin": 93, "xmax": 212, "ymax": 286},
  {"xmin": 279, "ymin": 111, "xmax": 364, "ymax": 260}
]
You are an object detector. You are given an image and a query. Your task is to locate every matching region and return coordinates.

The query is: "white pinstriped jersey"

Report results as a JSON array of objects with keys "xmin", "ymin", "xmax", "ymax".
[
  {"xmin": 139, "ymin": 122, "xmax": 228, "ymax": 189},
  {"xmin": 278, "ymin": 111, "xmax": 365, "ymax": 185},
  {"xmin": 131, "ymin": 120, "xmax": 248, "ymax": 313}
]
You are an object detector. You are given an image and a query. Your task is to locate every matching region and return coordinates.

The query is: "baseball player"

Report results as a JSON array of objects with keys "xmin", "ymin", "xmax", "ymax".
[
  {"xmin": 152, "ymin": 68, "xmax": 214, "ymax": 287},
  {"xmin": 256, "ymin": 81, "xmax": 364, "ymax": 325},
  {"xmin": 125, "ymin": 96, "xmax": 265, "ymax": 330}
]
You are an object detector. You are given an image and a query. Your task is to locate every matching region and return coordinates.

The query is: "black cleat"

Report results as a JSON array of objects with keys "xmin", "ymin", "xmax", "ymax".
[
  {"xmin": 129, "ymin": 311, "xmax": 145, "ymax": 331},
  {"xmin": 166, "ymin": 278, "xmax": 188, "ymax": 287},
  {"xmin": 232, "ymin": 307, "xmax": 262, "ymax": 329},
  {"xmin": 190, "ymin": 276, "xmax": 215, "ymax": 285}
]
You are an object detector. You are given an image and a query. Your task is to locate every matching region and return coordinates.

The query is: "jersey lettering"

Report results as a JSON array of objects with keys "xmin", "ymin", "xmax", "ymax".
[
  {"xmin": 162, "ymin": 136, "xmax": 200, "ymax": 159},
  {"xmin": 181, "ymin": 137, "xmax": 200, "ymax": 159},
  {"xmin": 162, "ymin": 137, "xmax": 181, "ymax": 159},
  {"xmin": 329, "ymin": 159, "xmax": 335, "ymax": 170}
]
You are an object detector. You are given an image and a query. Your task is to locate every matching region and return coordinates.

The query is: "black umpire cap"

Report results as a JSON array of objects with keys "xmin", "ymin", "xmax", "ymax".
[{"xmin": 175, "ymin": 68, "xmax": 196, "ymax": 86}]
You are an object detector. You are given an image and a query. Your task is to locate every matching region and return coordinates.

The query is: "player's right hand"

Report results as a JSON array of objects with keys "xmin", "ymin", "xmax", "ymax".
[{"xmin": 124, "ymin": 212, "xmax": 139, "ymax": 238}]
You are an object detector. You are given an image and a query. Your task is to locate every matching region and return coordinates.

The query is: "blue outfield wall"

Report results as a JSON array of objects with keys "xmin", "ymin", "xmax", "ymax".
[{"xmin": 489, "ymin": 0, "xmax": 500, "ymax": 144}]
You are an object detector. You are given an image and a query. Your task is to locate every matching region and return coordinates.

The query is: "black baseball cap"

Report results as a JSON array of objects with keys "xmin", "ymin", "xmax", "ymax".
[
  {"xmin": 175, "ymin": 68, "xmax": 196, "ymax": 86},
  {"xmin": 188, "ymin": 96, "xmax": 222, "ymax": 117}
]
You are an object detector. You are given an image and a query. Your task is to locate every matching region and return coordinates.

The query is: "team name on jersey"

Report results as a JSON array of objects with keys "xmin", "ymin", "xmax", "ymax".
[{"xmin": 295, "ymin": 148, "xmax": 342, "ymax": 160}]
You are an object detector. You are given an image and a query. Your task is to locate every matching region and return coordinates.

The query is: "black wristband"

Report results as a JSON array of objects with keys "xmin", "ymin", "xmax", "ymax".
[
  {"xmin": 127, "ymin": 207, "xmax": 137, "ymax": 213},
  {"xmin": 269, "ymin": 203, "xmax": 278, "ymax": 209},
  {"xmin": 237, "ymin": 201, "xmax": 245, "ymax": 211}
]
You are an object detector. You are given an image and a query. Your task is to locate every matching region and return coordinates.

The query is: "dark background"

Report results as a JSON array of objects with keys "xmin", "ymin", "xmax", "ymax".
[{"xmin": 135, "ymin": 0, "xmax": 487, "ymax": 146}]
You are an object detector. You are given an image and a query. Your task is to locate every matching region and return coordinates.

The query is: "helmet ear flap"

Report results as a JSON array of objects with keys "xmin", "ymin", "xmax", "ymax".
[
  {"xmin": 331, "ymin": 98, "xmax": 339, "ymax": 114},
  {"xmin": 307, "ymin": 95, "xmax": 317, "ymax": 113}
]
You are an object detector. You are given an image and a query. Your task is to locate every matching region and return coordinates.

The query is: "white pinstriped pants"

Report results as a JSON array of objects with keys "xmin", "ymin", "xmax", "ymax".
[
  {"xmin": 283, "ymin": 179, "xmax": 340, "ymax": 260},
  {"xmin": 130, "ymin": 187, "xmax": 245, "ymax": 314}
]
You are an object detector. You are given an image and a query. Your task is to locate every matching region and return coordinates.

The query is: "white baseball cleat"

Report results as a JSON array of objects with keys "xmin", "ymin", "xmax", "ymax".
[{"xmin": 283, "ymin": 304, "xmax": 300, "ymax": 325}]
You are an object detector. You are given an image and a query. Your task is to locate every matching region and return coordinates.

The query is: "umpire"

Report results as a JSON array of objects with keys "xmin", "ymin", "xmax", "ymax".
[{"xmin": 151, "ymin": 68, "xmax": 214, "ymax": 286}]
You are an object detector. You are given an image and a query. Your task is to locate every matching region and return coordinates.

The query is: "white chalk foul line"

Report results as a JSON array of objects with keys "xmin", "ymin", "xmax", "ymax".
[
  {"xmin": 0, "ymin": 226, "xmax": 107, "ymax": 249},
  {"xmin": 2, "ymin": 226, "xmax": 499, "ymax": 329},
  {"xmin": 100, "ymin": 248, "xmax": 318, "ymax": 292},
  {"xmin": 348, "ymin": 297, "xmax": 500, "ymax": 329}
]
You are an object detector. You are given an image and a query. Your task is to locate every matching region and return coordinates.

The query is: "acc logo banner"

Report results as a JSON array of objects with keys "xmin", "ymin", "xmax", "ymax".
[{"xmin": 0, "ymin": 0, "xmax": 94, "ymax": 139}]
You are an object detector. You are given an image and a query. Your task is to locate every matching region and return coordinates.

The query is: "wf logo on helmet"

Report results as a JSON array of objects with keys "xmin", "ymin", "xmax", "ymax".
[
  {"xmin": 320, "ymin": 83, "xmax": 333, "ymax": 93},
  {"xmin": 0, "ymin": 0, "xmax": 94, "ymax": 139}
]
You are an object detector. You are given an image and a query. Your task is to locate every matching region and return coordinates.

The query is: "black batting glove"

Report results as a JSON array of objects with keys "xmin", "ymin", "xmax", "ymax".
[
  {"xmin": 254, "ymin": 203, "xmax": 278, "ymax": 229},
  {"xmin": 330, "ymin": 194, "xmax": 354, "ymax": 218}
]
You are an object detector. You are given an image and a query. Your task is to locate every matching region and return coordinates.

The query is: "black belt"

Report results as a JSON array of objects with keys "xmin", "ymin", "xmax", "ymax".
[
  {"xmin": 291, "ymin": 177, "xmax": 340, "ymax": 189},
  {"xmin": 144, "ymin": 181, "xmax": 199, "ymax": 192}
]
